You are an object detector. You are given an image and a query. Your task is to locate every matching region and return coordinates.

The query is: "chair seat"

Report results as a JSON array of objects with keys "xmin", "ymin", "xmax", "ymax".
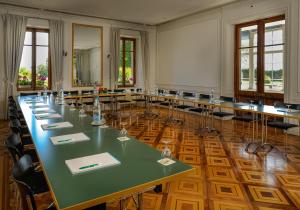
[
  {"xmin": 212, "ymin": 112, "xmax": 234, "ymax": 118},
  {"xmin": 101, "ymin": 101, "xmax": 113, "ymax": 104},
  {"xmin": 151, "ymin": 100, "xmax": 163, "ymax": 104},
  {"xmin": 160, "ymin": 102, "xmax": 170, "ymax": 106},
  {"xmin": 176, "ymin": 105, "xmax": 192, "ymax": 109},
  {"xmin": 24, "ymin": 149, "xmax": 39, "ymax": 163},
  {"xmin": 133, "ymin": 99, "xmax": 146, "ymax": 102},
  {"xmin": 117, "ymin": 100, "xmax": 132, "ymax": 103},
  {"xmin": 189, "ymin": 108, "xmax": 203, "ymax": 113},
  {"xmin": 22, "ymin": 136, "xmax": 33, "ymax": 146},
  {"xmin": 27, "ymin": 171, "xmax": 49, "ymax": 194},
  {"xmin": 267, "ymin": 121, "xmax": 298, "ymax": 130},
  {"xmin": 232, "ymin": 115, "xmax": 256, "ymax": 122}
]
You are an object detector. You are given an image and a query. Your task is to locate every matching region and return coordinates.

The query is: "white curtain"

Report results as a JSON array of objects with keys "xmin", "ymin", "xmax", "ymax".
[
  {"xmin": 1, "ymin": 14, "xmax": 27, "ymax": 120},
  {"xmin": 49, "ymin": 19, "xmax": 64, "ymax": 91},
  {"xmin": 110, "ymin": 27, "xmax": 120, "ymax": 89},
  {"xmin": 140, "ymin": 31, "xmax": 150, "ymax": 91}
]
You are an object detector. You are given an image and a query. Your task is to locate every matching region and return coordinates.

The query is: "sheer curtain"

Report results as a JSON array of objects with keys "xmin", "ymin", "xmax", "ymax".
[
  {"xmin": 49, "ymin": 19, "xmax": 64, "ymax": 91},
  {"xmin": 110, "ymin": 27, "xmax": 120, "ymax": 89},
  {"xmin": 1, "ymin": 14, "xmax": 27, "ymax": 119},
  {"xmin": 140, "ymin": 31, "xmax": 150, "ymax": 91}
]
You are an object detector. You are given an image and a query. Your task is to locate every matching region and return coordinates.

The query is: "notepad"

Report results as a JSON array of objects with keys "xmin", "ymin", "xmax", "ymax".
[
  {"xmin": 157, "ymin": 158, "xmax": 176, "ymax": 166},
  {"xmin": 36, "ymin": 113, "xmax": 62, "ymax": 120},
  {"xmin": 41, "ymin": 122, "xmax": 73, "ymax": 130},
  {"xmin": 65, "ymin": 152, "xmax": 120, "ymax": 175},
  {"xmin": 32, "ymin": 109, "xmax": 56, "ymax": 114},
  {"xmin": 50, "ymin": 132, "xmax": 90, "ymax": 145},
  {"xmin": 99, "ymin": 125, "xmax": 109, "ymax": 128},
  {"xmin": 29, "ymin": 104, "xmax": 49, "ymax": 109}
]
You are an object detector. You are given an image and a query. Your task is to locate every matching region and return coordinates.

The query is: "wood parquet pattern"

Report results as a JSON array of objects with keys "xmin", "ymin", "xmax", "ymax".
[{"xmin": 2, "ymin": 107, "xmax": 300, "ymax": 210}]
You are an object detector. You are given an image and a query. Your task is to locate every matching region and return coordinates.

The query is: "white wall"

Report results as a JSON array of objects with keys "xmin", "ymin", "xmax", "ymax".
[{"xmin": 156, "ymin": 0, "xmax": 300, "ymax": 103}]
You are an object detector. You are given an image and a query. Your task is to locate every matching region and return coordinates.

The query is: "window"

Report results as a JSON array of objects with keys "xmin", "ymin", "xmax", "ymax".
[
  {"xmin": 118, "ymin": 37, "xmax": 136, "ymax": 87},
  {"xmin": 18, "ymin": 28, "xmax": 51, "ymax": 90},
  {"xmin": 235, "ymin": 15, "xmax": 285, "ymax": 98}
]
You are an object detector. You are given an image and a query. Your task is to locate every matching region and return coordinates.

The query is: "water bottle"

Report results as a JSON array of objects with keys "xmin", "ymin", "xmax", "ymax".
[
  {"xmin": 59, "ymin": 89, "xmax": 64, "ymax": 105},
  {"xmin": 209, "ymin": 88, "xmax": 214, "ymax": 103},
  {"xmin": 43, "ymin": 86, "xmax": 47, "ymax": 98},
  {"xmin": 93, "ymin": 84, "xmax": 98, "ymax": 95},
  {"xmin": 92, "ymin": 96, "xmax": 103, "ymax": 125}
]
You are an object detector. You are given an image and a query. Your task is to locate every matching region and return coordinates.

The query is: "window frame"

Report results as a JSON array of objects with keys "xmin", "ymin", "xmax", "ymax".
[
  {"xmin": 17, "ymin": 28, "xmax": 51, "ymax": 91},
  {"xmin": 118, "ymin": 37, "xmax": 136, "ymax": 88},
  {"xmin": 234, "ymin": 15, "xmax": 285, "ymax": 100}
]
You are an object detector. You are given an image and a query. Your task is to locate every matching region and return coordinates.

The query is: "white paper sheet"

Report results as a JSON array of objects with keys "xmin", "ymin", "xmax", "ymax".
[
  {"xmin": 29, "ymin": 104, "xmax": 49, "ymax": 109},
  {"xmin": 36, "ymin": 113, "xmax": 62, "ymax": 120},
  {"xmin": 32, "ymin": 109, "xmax": 56, "ymax": 114},
  {"xmin": 41, "ymin": 122, "xmax": 73, "ymax": 130},
  {"xmin": 65, "ymin": 153, "xmax": 120, "ymax": 175},
  {"xmin": 50, "ymin": 132, "xmax": 90, "ymax": 145},
  {"xmin": 157, "ymin": 158, "xmax": 176, "ymax": 166}
]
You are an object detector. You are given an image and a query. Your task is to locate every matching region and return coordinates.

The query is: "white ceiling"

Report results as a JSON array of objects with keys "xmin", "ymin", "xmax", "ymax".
[{"xmin": 0, "ymin": 0, "xmax": 240, "ymax": 25}]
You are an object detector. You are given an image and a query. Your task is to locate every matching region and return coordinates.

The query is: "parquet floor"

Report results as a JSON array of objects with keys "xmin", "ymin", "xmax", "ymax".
[{"xmin": 2, "ymin": 107, "xmax": 300, "ymax": 210}]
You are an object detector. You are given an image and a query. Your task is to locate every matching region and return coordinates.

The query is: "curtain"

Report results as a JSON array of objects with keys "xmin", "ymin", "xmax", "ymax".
[
  {"xmin": 49, "ymin": 19, "xmax": 64, "ymax": 91},
  {"xmin": 110, "ymin": 27, "xmax": 120, "ymax": 89},
  {"xmin": 1, "ymin": 14, "xmax": 27, "ymax": 120},
  {"xmin": 140, "ymin": 31, "xmax": 150, "ymax": 91}
]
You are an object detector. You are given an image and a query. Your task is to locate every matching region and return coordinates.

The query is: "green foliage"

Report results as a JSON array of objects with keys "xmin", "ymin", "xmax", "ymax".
[{"xmin": 264, "ymin": 75, "xmax": 271, "ymax": 84}]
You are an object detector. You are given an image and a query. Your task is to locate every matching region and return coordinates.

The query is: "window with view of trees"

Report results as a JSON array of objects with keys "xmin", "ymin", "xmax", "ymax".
[
  {"xmin": 235, "ymin": 15, "xmax": 285, "ymax": 96},
  {"xmin": 18, "ymin": 28, "xmax": 51, "ymax": 90},
  {"xmin": 118, "ymin": 37, "xmax": 136, "ymax": 87}
]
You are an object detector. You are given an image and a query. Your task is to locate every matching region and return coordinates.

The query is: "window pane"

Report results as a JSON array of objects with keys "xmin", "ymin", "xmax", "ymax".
[
  {"xmin": 18, "ymin": 46, "xmax": 32, "ymax": 88},
  {"xmin": 264, "ymin": 46, "xmax": 284, "ymax": 93},
  {"xmin": 125, "ymin": 40, "xmax": 134, "ymax": 51},
  {"xmin": 36, "ymin": 46, "xmax": 49, "ymax": 88},
  {"xmin": 24, "ymin": 31, "xmax": 32, "ymax": 45},
  {"xmin": 240, "ymin": 48, "xmax": 257, "ymax": 91},
  {"xmin": 118, "ymin": 50, "xmax": 124, "ymax": 85},
  {"xmin": 36, "ymin": 32, "xmax": 48, "ymax": 45},
  {"xmin": 265, "ymin": 20, "xmax": 285, "ymax": 45},
  {"xmin": 240, "ymin": 25, "xmax": 258, "ymax": 48},
  {"xmin": 125, "ymin": 51, "xmax": 134, "ymax": 85}
]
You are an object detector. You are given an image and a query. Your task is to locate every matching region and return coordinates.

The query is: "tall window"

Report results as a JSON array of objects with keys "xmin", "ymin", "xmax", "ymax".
[
  {"xmin": 18, "ymin": 28, "xmax": 51, "ymax": 90},
  {"xmin": 118, "ymin": 37, "xmax": 136, "ymax": 87},
  {"xmin": 235, "ymin": 15, "xmax": 285, "ymax": 101}
]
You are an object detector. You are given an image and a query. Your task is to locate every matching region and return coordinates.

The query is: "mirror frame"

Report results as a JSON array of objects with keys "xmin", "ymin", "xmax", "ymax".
[{"xmin": 72, "ymin": 23, "xmax": 103, "ymax": 87}]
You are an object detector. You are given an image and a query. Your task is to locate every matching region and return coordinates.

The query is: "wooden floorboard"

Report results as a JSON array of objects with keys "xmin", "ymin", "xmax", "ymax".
[{"xmin": 1, "ymin": 107, "xmax": 300, "ymax": 210}]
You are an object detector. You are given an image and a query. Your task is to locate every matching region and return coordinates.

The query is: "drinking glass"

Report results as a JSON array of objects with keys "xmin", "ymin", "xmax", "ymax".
[
  {"xmin": 119, "ymin": 122, "xmax": 128, "ymax": 138},
  {"xmin": 286, "ymin": 104, "xmax": 291, "ymax": 113},
  {"xmin": 161, "ymin": 139, "xmax": 172, "ymax": 159},
  {"xmin": 79, "ymin": 103, "xmax": 87, "ymax": 117}
]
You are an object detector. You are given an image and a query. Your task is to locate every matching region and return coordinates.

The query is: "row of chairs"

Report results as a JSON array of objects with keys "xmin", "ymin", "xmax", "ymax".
[
  {"xmin": 5, "ymin": 96, "xmax": 106, "ymax": 210},
  {"xmin": 151, "ymin": 89, "xmax": 300, "ymax": 154}
]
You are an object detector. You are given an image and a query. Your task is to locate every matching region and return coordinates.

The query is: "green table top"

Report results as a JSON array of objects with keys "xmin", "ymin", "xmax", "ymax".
[{"xmin": 18, "ymin": 96, "xmax": 193, "ymax": 210}]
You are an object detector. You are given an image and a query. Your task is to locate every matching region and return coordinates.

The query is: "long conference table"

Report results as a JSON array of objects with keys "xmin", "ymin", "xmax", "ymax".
[{"xmin": 18, "ymin": 95, "xmax": 193, "ymax": 210}]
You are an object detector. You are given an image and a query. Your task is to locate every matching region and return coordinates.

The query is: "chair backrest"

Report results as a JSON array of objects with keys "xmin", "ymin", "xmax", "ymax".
[
  {"xmin": 273, "ymin": 101, "xmax": 286, "ymax": 108},
  {"xmin": 136, "ymin": 88, "xmax": 143, "ymax": 93},
  {"xmin": 82, "ymin": 90, "xmax": 93, "ymax": 95},
  {"xmin": 20, "ymin": 92, "xmax": 38, "ymax": 96},
  {"xmin": 12, "ymin": 155, "xmax": 37, "ymax": 210},
  {"xmin": 65, "ymin": 90, "xmax": 79, "ymax": 95},
  {"xmin": 183, "ymin": 92, "xmax": 195, "ymax": 98},
  {"xmin": 200, "ymin": 94, "xmax": 210, "ymax": 99},
  {"xmin": 220, "ymin": 96, "xmax": 234, "ymax": 102},
  {"xmin": 291, "ymin": 104, "xmax": 300, "ymax": 110},
  {"xmin": 4, "ymin": 133, "xmax": 24, "ymax": 163},
  {"xmin": 158, "ymin": 89, "xmax": 164, "ymax": 94},
  {"xmin": 169, "ymin": 90, "xmax": 178, "ymax": 95},
  {"xmin": 10, "ymin": 119, "xmax": 24, "ymax": 136},
  {"xmin": 114, "ymin": 89, "xmax": 125, "ymax": 93}
]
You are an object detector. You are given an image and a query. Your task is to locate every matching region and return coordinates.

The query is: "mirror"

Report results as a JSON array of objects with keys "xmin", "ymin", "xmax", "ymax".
[{"xmin": 72, "ymin": 23, "xmax": 103, "ymax": 87}]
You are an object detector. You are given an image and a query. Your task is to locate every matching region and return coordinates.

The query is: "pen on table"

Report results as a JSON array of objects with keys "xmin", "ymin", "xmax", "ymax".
[{"xmin": 79, "ymin": 164, "xmax": 99, "ymax": 170}]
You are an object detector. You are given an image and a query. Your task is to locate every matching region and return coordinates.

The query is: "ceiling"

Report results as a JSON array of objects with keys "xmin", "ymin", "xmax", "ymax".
[{"xmin": 0, "ymin": 0, "xmax": 240, "ymax": 25}]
